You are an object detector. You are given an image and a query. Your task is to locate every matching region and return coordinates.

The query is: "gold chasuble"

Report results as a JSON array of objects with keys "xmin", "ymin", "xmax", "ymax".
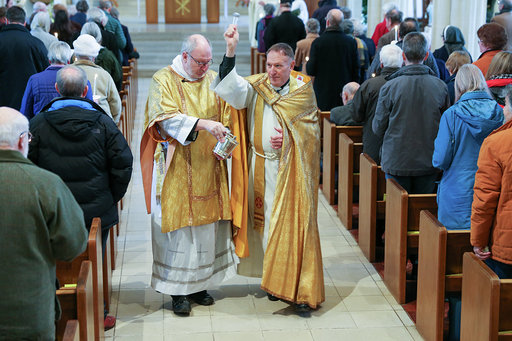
[
  {"xmin": 141, "ymin": 67, "xmax": 233, "ymax": 233},
  {"xmin": 247, "ymin": 73, "xmax": 325, "ymax": 309}
]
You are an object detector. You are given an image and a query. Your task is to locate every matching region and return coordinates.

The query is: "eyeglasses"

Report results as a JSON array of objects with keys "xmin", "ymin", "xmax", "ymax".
[
  {"xmin": 20, "ymin": 131, "xmax": 32, "ymax": 143},
  {"xmin": 187, "ymin": 53, "xmax": 213, "ymax": 67}
]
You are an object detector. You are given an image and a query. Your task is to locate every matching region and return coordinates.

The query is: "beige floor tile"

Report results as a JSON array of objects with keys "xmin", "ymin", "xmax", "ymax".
[
  {"xmin": 210, "ymin": 297, "xmax": 257, "ymax": 316},
  {"xmin": 211, "ymin": 315, "xmax": 261, "ymax": 332},
  {"xmin": 115, "ymin": 336, "xmax": 164, "ymax": 341},
  {"xmin": 253, "ymin": 296, "xmax": 292, "ymax": 314},
  {"xmin": 406, "ymin": 326, "xmax": 424, "ymax": 341},
  {"xmin": 342, "ymin": 295, "xmax": 393, "ymax": 311},
  {"xmin": 336, "ymin": 281, "xmax": 383, "ymax": 297},
  {"xmin": 258, "ymin": 313, "xmax": 309, "ymax": 331},
  {"xmin": 162, "ymin": 299, "xmax": 212, "ymax": 317},
  {"xmin": 307, "ymin": 311, "xmax": 357, "ymax": 329},
  {"xmin": 350, "ymin": 311, "xmax": 404, "ymax": 328},
  {"xmin": 119, "ymin": 275, "xmax": 152, "ymax": 290},
  {"xmin": 311, "ymin": 327, "xmax": 413, "ymax": 341},
  {"xmin": 121, "ymin": 262, "xmax": 153, "ymax": 276},
  {"xmin": 163, "ymin": 316, "xmax": 213, "ymax": 334},
  {"xmin": 122, "ymin": 251, "xmax": 154, "ymax": 263},
  {"xmin": 164, "ymin": 333, "xmax": 213, "ymax": 341},
  {"xmin": 116, "ymin": 300, "xmax": 163, "ymax": 319},
  {"xmin": 213, "ymin": 331, "xmax": 264, "ymax": 341},
  {"xmin": 114, "ymin": 316, "xmax": 164, "ymax": 336},
  {"xmin": 262, "ymin": 330, "xmax": 313, "ymax": 341},
  {"xmin": 396, "ymin": 310, "xmax": 415, "ymax": 327}
]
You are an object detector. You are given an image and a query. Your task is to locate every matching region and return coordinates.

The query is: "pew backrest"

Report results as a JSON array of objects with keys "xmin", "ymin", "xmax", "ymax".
[{"xmin": 338, "ymin": 133, "xmax": 363, "ymax": 229}]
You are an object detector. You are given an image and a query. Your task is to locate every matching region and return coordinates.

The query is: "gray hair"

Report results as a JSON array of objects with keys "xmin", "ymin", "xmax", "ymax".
[
  {"xmin": 306, "ymin": 18, "xmax": 320, "ymax": 34},
  {"xmin": 87, "ymin": 7, "xmax": 107, "ymax": 27},
  {"xmin": 81, "ymin": 22, "xmax": 102, "ymax": 43},
  {"xmin": 351, "ymin": 19, "xmax": 367, "ymax": 36},
  {"xmin": 263, "ymin": 3, "xmax": 275, "ymax": 16},
  {"xmin": 32, "ymin": 11, "xmax": 51, "ymax": 32},
  {"xmin": 382, "ymin": 2, "xmax": 398, "ymax": 16},
  {"xmin": 110, "ymin": 6, "xmax": 119, "ymax": 19},
  {"xmin": 32, "ymin": 1, "xmax": 47, "ymax": 13},
  {"xmin": 180, "ymin": 34, "xmax": 212, "ymax": 54},
  {"xmin": 48, "ymin": 41, "xmax": 72, "ymax": 64},
  {"xmin": 403, "ymin": 32, "xmax": 427, "ymax": 63},
  {"xmin": 98, "ymin": 0, "xmax": 112, "ymax": 10},
  {"xmin": 0, "ymin": 107, "xmax": 29, "ymax": 149},
  {"xmin": 380, "ymin": 44, "xmax": 403, "ymax": 68},
  {"xmin": 326, "ymin": 8, "xmax": 343, "ymax": 28},
  {"xmin": 56, "ymin": 65, "xmax": 88, "ymax": 97},
  {"xmin": 506, "ymin": 84, "xmax": 512, "ymax": 104},
  {"xmin": 454, "ymin": 64, "xmax": 490, "ymax": 102},
  {"xmin": 340, "ymin": 19, "xmax": 354, "ymax": 35},
  {"xmin": 342, "ymin": 82, "xmax": 360, "ymax": 97}
]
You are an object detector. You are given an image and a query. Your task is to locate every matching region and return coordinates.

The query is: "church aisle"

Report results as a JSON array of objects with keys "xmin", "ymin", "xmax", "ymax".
[{"xmin": 106, "ymin": 6, "xmax": 423, "ymax": 340}]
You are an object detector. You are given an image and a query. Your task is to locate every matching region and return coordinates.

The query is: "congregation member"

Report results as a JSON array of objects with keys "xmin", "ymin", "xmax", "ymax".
[
  {"xmin": 254, "ymin": 3, "xmax": 274, "ymax": 53},
  {"xmin": 110, "ymin": 7, "xmax": 139, "ymax": 66},
  {"xmin": 370, "ymin": 17, "xmax": 439, "ymax": 77},
  {"xmin": 99, "ymin": 0, "xmax": 125, "ymax": 61},
  {"xmin": 373, "ymin": 32, "xmax": 450, "ymax": 194},
  {"xmin": 311, "ymin": 0, "xmax": 338, "ymax": 34},
  {"xmin": 341, "ymin": 19, "xmax": 369, "ymax": 83},
  {"xmin": 81, "ymin": 22, "xmax": 122, "ymax": 90},
  {"xmin": 291, "ymin": 0, "xmax": 308, "ymax": 25},
  {"xmin": 30, "ymin": 11, "xmax": 56, "ymax": 51},
  {"xmin": 20, "ymin": 41, "xmax": 93, "ymax": 119},
  {"xmin": 0, "ymin": 107, "xmax": 87, "ymax": 340},
  {"xmin": 294, "ymin": 17, "xmax": 319, "ymax": 74},
  {"xmin": 26, "ymin": 1, "xmax": 46, "ymax": 29},
  {"xmin": 376, "ymin": 8, "xmax": 402, "ymax": 49},
  {"xmin": 263, "ymin": 0, "xmax": 306, "ymax": 52},
  {"xmin": 71, "ymin": 0, "xmax": 88, "ymax": 27},
  {"xmin": 472, "ymin": 85, "xmax": 512, "ymax": 276},
  {"xmin": 0, "ymin": 6, "xmax": 48, "ymax": 110},
  {"xmin": 28, "ymin": 65, "xmax": 133, "ymax": 330},
  {"xmin": 351, "ymin": 43, "xmax": 403, "ymax": 165},
  {"xmin": 50, "ymin": 9, "xmax": 79, "ymax": 47},
  {"xmin": 140, "ymin": 34, "xmax": 239, "ymax": 316},
  {"xmin": 73, "ymin": 33, "xmax": 121, "ymax": 123},
  {"xmin": 214, "ymin": 24, "xmax": 324, "ymax": 314},
  {"xmin": 473, "ymin": 23, "xmax": 508, "ymax": 77},
  {"xmin": 371, "ymin": 3, "xmax": 398, "ymax": 46},
  {"xmin": 87, "ymin": 7, "xmax": 119, "ymax": 57},
  {"xmin": 491, "ymin": 0, "xmax": 512, "ymax": 51},
  {"xmin": 433, "ymin": 25, "xmax": 471, "ymax": 63},
  {"xmin": 0, "ymin": 7, "xmax": 7, "ymax": 29},
  {"xmin": 433, "ymin": 64, "xmax": 503, "ymax": 341},
  {"xmin": 330, "ymin": 81, "xmax": 360, "ymax": 126},
  {"xmin": 445, "ymin": 50, "xmax": 472, "ymax": 104},
  {"xmin": 307, "ymin": 9, "xmax": 359, "ymax": 111},
  {"xmin": 485, "ymin": 51, "xmax": 512, "ymax": 107},
  {"xmin": 354, "ymin": 20, "xmax": 375, "ymax": 65}
]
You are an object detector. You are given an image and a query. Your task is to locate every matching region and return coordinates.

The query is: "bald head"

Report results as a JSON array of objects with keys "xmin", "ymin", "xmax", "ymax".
[
  {"xmin": 0, "ymin": 107, "xmax": 29, "ymax": 156},
  {"xmin": 181, "ymin": 34, "xmax": 212, "ymax": 55},
  {"xmin": 56, "ymin": 65, "xmax": 88, "ymax": 97},
  {"xmin": 181, "ymin": 34, "xmax": 213, "ymax": 80},
  {"xmin": 342, "ymin": 82, "xmax": 360, "ymax": 105},
  {"xmin": 326, "ymin": 9, "xmax": 343, "ymax": 29}
]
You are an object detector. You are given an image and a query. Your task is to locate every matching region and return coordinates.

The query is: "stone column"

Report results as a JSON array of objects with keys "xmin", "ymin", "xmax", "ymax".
[
  {"xmin": 431, "ymin": 0, "xmax": 486, "ymax": 61},
  {"xmin": 346, "ymin": 0, "xmax": 363, "ymax": 21}
]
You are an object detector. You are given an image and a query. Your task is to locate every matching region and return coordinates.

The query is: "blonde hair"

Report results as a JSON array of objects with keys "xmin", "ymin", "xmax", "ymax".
[
  {"xmin": 486, "ymin": 51, "xmax": 512, "ymax": 80},
  {"xmin": 445, "ymin": 50, "xmax": 471, "ymax": 74},
  {"xmin": 454, "ymin": 64, "xmax": 490, "ymax": 102}
]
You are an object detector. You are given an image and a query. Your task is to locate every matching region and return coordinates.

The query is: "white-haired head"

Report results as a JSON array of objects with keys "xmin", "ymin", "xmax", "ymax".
[{"xmin": 380, "ymin": 44, "xmax": 403, "ymax": 68}]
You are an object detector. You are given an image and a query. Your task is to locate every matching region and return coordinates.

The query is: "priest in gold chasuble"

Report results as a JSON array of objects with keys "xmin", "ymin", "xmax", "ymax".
[
  {"xmin": 213, "ymin": 25, "xmax": 325, "ymax": 311},
  {"xmin": 140, "ymin": 35, "xmax": 239, "ymax": 315}
]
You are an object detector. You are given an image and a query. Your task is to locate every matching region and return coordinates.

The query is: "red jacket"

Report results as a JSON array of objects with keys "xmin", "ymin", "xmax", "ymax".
[{"xmin": 371, "ymin": 20, "xmax": 388, "ymax": 47}]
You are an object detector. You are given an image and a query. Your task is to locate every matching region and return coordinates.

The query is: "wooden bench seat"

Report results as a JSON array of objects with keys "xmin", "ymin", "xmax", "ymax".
[
  {"xmin": 322, "ymin": 117, "xmax": 362, "ymax": 204},
  {"xmin": 62, "ymin": 320, "xmax": 80, "ymax": 341},
  {"xmin": 338, "ymin": 133, "xmax": 363, "ymax": 230},
  {"xmin": 56, "ymin": 261, "xmax": 94, "ymax": 341},
  {"xmin": 461, "ymin": 252, "xmax": 512, "ymax": 340},
  {"xmin": 416, "ymin": 210, "xmax": 472, "ymax": 341},
  {"xmin": 383, "ymin": 178, "xmax": 437, "ymax": 304},
  {"xmin": 358, "ymin": 153, "xmax": 386, "ymax": 262},
  {"xmin": 57, "ymin": 218, "xmax": 105, "ymax": 340}
]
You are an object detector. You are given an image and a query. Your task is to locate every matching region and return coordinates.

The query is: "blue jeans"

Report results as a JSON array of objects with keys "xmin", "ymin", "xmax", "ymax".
[
  {"xmin": 485, "ymin": 258, "xmax": 512, "ymax": 279},
  {"xmin": 384, "ymin": 173, "xmax": 437, "ymax": 194}
]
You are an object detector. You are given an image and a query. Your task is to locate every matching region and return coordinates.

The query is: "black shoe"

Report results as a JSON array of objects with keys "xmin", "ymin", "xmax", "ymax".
[
  {"xmin": 294, "ymin": 303, "xmax": 311, "ymax": 313},
  {"xmin": 267, "ymin": 293, "xmax": 279, "ymax": 301},
  {"xmin": 188, "ymin": 290, "xmax": 214, "ymax": 306},
  {"xmin": 171, "ymin": 295, "xmax": 191, "ymax": 315}
]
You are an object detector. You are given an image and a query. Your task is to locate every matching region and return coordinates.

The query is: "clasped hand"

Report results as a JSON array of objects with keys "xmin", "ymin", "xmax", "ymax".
[{"xmin": 270, "ymin": 127, "xmax": 283, "ymax": 149}]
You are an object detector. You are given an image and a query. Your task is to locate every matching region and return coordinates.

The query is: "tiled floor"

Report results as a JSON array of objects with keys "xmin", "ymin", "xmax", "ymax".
[{"xmin": 103, "ymin": 76, "xmax": 423, "ymax": 340}]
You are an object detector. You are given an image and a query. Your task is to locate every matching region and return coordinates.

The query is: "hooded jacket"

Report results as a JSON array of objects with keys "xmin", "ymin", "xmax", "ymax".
[
  {"xmin": 28, "ymin": 97, "xmax": 133, "ymax": 230},
  {"xmin": 433, "ymin": 91, "xmax": 503, "ymax": 229},
  {"xmin": 433, "ymin": 26, "xmax": 471, "ymax": 62},
  {"xmin": 373, "ymin": 64, "xmax": 451, "ymax": 176}
]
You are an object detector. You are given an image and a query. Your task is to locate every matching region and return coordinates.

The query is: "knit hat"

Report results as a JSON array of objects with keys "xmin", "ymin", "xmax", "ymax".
[{"xmin": 73, "ymin": 34, "xmax": 101, "ymax": 58}]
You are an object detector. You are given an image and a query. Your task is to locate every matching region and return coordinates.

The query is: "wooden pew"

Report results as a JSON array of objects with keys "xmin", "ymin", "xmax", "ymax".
[
  {"xmin": 57, "ymin": 218, "xmax": 105, "ymax": 340},
  {"xmin": 337, "ymin": 133, "xmax": 363, "ymax": 230},
  {"xmin": 383, "ymin": 178, "xmax": 437, "ymax": 304},
  {"xmin": 62, "ymin": 320, "xmax": 80, "ymax": 341},
  {"xmin": 416, "ymin": 210, "xmax": 472, "ymax": 341},
  {"xmin": 102, "ymin": 232, "xmax": 112, "ymax": 318},
  {"xmin": 358, "ymin": 153, "xmax": 386, "ymax": 262},
  {"xmin": 461, "ymin": 252, "xmax": 512, "ymax": 340},
  {"xmin": 256, "ymin": 52, "xmax": 266, "ymax": 74},
  {"xmin": 56, "ymin": 260, "xmax": 94, "ymax": 341},
  {"xmin": 250, "ymin": 47, "xmax": 257, "ymax": 75},
  {"xmin": 322, "ymin": 117, "xmax": 362, "ymax": 204},
  {"xmin": 318, "ymin": 111, "xmax": 330, "ymax": 156}
]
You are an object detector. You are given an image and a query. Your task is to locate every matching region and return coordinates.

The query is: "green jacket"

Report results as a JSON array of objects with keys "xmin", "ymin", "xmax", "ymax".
[{"xmin": 0, "ymin": 150, "xmax": 87, "ymax": 340}]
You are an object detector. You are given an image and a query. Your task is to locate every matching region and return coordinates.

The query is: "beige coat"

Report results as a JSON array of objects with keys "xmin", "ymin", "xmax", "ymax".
[
  {"xmin": 294, "ymin": 33, "xmax": 319, "ymax": 75},
  {"xmin": 73, "ymin": 59, "xmax": 121, "ymax": 123},
  {"xmin": 492, "ymin": 11, "xmax": 512, "ymax": 51}
]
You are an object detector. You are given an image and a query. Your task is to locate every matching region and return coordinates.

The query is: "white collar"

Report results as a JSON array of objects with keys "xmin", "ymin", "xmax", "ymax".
[{"xmin": 170, "ymin": 54, "xmax": 199, "ymax": 82}]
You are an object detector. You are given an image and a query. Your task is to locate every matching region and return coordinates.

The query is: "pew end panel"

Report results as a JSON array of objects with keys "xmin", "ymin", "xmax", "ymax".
[{"xmin": 62, "ymin": 320, "xmax": 79, "ymax": 341}]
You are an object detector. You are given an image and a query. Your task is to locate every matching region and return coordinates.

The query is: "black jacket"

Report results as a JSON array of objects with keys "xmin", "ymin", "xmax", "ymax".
[
  {"xmin": 372, "ymin": 64, "xmax": 450, "ymax": 176},
  {"xmin": 0, "ymin": 24, "xmax": 49, "ymax": 110},
  {"xmin": 28, "ymin": 97, "xmax": 133, "ymax": 230},
  {"xmin": 306, "ymin": 27, "xmax": 359, "ymax": 111},
  {"xmin": 263, "ymin": 11, "xmax": 306, "ymax": 52},
  {"xmin": 351, "ymin": 66, "xmax": 400, "ymax": 165}
]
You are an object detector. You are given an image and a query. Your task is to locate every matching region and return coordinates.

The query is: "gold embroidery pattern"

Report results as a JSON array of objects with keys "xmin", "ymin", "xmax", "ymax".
[{"xmin": 175, "ymin": 0, "xmax": 190, "ymax": 16}]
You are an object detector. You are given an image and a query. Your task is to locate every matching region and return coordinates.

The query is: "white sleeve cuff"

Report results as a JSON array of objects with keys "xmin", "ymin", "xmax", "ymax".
[{"xmin": 158, "ymin": 114, "xmax": 199, "ymax": 146}]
